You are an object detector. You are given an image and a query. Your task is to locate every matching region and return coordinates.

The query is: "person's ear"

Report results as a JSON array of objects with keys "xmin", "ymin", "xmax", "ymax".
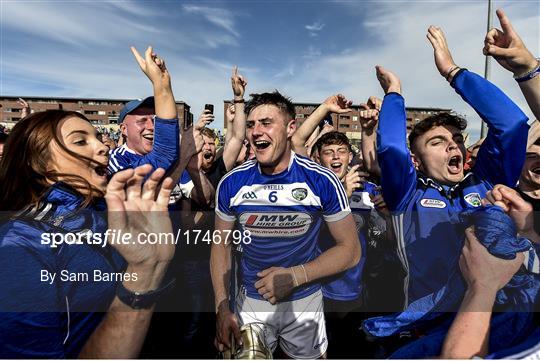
[
  {"xmin": 120, "ymin": 123, "xmax": 127, "ymax": 138},
  {"xmin": 411, "ymin": 152, "xmax": 421, "ymax": 171},
  {"xmin": 348, "ymin": 152, "xmax": 353, "ymax": 165},
  {"xmin": 286, "ymin": 119, "xmax": 296, "ymax": 138}
]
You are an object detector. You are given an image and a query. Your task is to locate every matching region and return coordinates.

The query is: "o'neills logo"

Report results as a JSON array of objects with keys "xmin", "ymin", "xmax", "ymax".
[
  {"xmin": 239, "ymin": 212, "xmax": 312, "ymax": 238},
  {"xmin": 420, "ymin": 198, "xmax": 446, "ymax": 208}
]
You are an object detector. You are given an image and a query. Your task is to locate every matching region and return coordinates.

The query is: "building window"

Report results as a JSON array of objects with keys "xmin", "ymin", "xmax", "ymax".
[
  {"xmin": 339, "ymin": 124, "xmax": 350, "ymax": 128},
  {"xmin": 352, "ymin": 116, "xmax": 358, "ymax": 121},
  {"xmin": 339, "ymin": 115, "xmax": 350, "ymax": 120}
]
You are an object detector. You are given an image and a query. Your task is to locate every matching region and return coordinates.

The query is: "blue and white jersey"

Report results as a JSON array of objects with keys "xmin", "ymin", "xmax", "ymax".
[
  {"xmin": 319, "ymin": 190, "xmax": 372, "ymax": 301},
  {"xmin": 216, "ymin": 152, "xmax": 351, "ymax": 301},
  {"xmin": 107, "ymin": 117, "xmax": 179, "ymax": 175}
]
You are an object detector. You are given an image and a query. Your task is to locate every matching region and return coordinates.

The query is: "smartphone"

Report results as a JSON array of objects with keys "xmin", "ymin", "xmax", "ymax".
[{"xmin": 204, "ymin": 103, "xmax": 214, "ymax": 114}]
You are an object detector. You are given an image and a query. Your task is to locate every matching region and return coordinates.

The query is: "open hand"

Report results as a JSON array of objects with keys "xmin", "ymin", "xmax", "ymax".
[
  {"xmin": 322, "ymin": 94, "xmax": 353, "ymax": 114},
  {"xmin": 426, "ymin": 26, "xmax": 458, "ymax": 81},
  {"xmin": 105, "ymin": 165, "xmax": 174, "ymax": 266},
  {"xmin": 17, "ymin": 98, "xmax": 31, "ymax": 118}
]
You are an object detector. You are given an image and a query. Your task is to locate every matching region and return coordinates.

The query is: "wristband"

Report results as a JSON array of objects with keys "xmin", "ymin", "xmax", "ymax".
[
  {"xmin": 291, "ymin": 267, "xmax": 299, "ymax": 287},
  {"xmin": 514, "ymin": 59, "xmax": 540, "ymax": 83},
  {"xmin": 233, "ymin": 99, "xmax": 245, "ymax": 103},
  {"xmin": 300, "ymin": 264, "xmax": 309, "ymax": 283},
  {"xmin": 116, "ymin": 278, "xmax": 175, "ymax": 309},
  {"xmin": 445, "ymin": 66, "xmax": 460, "ymax": 82}
]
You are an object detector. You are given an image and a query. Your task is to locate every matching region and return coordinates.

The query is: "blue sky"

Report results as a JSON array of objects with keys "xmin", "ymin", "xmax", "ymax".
[{"xmin": 1, "ymin": 0, "xmax": 539, "ymax": 141}]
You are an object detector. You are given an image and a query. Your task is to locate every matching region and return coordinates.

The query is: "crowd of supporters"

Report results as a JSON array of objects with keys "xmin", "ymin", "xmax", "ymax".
[{"xmin": 0, "ymin": 9, "xmax": 539, "ymax": 359}]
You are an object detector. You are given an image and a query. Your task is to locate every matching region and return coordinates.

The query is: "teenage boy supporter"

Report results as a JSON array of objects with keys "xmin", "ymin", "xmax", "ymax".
[
  {"xmin": 212, "ymin": 91, "xmax": 360, "ymax": 359},
  {"xmin": 108, "ymin": 49, "xmax": 179, "ymax": 175},
  {"xmin": 372, "ymin": 26, "xmax": 528, "ymax": 310}
]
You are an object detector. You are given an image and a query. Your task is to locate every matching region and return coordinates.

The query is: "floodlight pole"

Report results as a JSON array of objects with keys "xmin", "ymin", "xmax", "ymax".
[{"xmin": 481, "ymin": 0, "xmax": 493, "ymax": 138}]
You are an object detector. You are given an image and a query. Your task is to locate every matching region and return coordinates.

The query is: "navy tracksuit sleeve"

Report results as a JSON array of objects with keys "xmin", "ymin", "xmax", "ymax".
[
  {"xmin": 131, "ymin": 117, "xmax": 180, "ymax": 171},
  {"xmin": 453, "ymin": 70, "xmax": 529, "ymax": 187},
  {"xmin": 376, "ymin": 93, "xmax": 417, "ymax": 211}
]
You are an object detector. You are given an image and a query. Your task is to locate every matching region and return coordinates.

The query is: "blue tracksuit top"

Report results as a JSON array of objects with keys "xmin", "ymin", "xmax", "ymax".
[
  {"xmin": 107, "ymin": 116, "xmax": 179, "ymax": 175},
  {"xmin": 0, "ymin": 184, "xmax": 125, "ymax": 358},
  {"xmin": 376, "ymin": 69, "xmax": 529, "ymax": 307}
]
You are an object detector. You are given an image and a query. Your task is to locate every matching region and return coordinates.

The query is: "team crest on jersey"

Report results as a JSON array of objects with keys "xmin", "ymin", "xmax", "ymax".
[
  {"xmin": 291, "ymin": 188, "xmax": 308, "ymax": 201},
  {"xmin": 239, "ymin": 212, "xmax": 313, "ymax": 238},
  {"xmin": 464, "ymin": 193, "xmax": 482, "ymax": 207},
  {"xmin": 420, "ymin": 198, "xmax": 446, "ymax": 208}
]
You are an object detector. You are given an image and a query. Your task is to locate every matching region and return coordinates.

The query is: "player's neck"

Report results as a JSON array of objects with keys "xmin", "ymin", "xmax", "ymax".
[{"xmin": 260, "ymin": 149, "xmax": 293, "ymax": 175}]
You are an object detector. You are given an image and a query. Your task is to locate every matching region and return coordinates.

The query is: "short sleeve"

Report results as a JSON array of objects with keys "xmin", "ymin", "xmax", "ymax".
[
  {"xmin": 215, "ymin": 176, "xmax": 236, "ymax": 222},
  {"xmin": 318, "ymin": 171, "xmax": 351, "ymax": 222}
]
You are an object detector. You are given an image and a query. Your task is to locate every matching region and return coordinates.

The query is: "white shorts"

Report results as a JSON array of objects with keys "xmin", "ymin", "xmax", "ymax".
[{"xmin": 236, "ymin": 289, "xmax": 328, "ymax": 359}]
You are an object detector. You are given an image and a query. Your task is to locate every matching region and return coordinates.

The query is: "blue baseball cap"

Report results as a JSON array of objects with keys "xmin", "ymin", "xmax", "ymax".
[{"xmin": 118, "ymin": 96, "xmax": 154, "ymax": 123}]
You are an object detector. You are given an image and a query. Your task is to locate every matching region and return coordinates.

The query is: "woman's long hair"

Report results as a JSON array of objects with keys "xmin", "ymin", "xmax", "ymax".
[{"xmin": 0, "ymin": 110, "xmax": 105, "ymax": 212}]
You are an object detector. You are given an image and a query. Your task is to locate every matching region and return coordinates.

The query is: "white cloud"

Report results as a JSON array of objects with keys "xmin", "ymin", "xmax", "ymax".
[
  {"xmin": 182, "ymin": 5, "xmax": 240, "ymax": 37},
  {"xmin": 305, "ymin": 21, "xmax": 325, "ymax": 36},
  {"xmin": 2, "ymin": 2, "xmax": 162, "ymax": 46},
  {"xmin": 1, "ymin": 0, "xmax": 537, "ymax": 141},
  {"xmin": 265, "ymin": 1, "xmax": 538, "ymax": 142}
]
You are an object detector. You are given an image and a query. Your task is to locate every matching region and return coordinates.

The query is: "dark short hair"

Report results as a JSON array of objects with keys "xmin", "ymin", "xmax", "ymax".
[
  {"xmin": 245, "ymin": 91, "xmax": 295, "ymax": 121},
  {"xmin": 315, "ymin": 131, "xmax": 352, "ymax": 153},
  {"xmin": 408, "ymin": 113, "xmax": 467, "ymax": 149},
  {"xmin": 0, "ymin": 132, "xmax": 7, "ymax": 144}
]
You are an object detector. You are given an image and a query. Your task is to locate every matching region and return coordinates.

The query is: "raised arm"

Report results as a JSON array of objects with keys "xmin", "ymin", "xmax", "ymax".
[
  {"xmin": 222, "ymin": 66, "xmax": 247, "ymax": 171},
  {"xmin": 359, "ymin": 96, "xmax": 382, "ymax": 178},
  {"xmin": 17, "ymin": 98, "xmax": 31, "ymax": 119},
  {"xmin": 126, "ymin": 47, "xmax": 180, "ymax": 171},
  {"xmin": 427, "ymin": 26, "xmax": 529, "ymax": 187},
  {"xmin": 224, "ymin": 103, "xmax": 235, "ymax": 145},
  {"xmin": 79, "ymin": 165, "xmax": 175, "ymax": 358},
  {"xmin": 375, "ymin": 66, "xmax": 417, "ymax": 211},
  {"xmin": 292, "ymin": 94, "xmax": 352, "ymax": 157},
  {"xmin": 484, "ymin": 9, "xmax": 540, "ymax": 121},
  {"xmin": 131, "ymin": 46, "xmax": 176, "ymax": 120},
  {"xmin": 167, "ymin": 110, "xmax": 211, "ymax": 204}
]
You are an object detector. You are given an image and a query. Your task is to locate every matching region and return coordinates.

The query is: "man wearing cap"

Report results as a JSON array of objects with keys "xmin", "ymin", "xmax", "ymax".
[{"xmin": 108, "ymin": 96, "xmax": 179, "ymax": 175}]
